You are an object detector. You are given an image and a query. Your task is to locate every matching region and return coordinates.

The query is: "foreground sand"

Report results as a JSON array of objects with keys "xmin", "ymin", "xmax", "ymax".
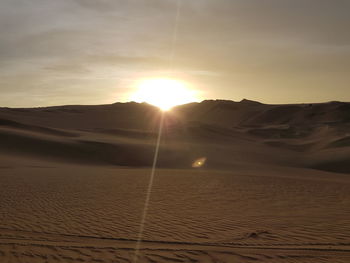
[
  {"xmin": 0, "ymin": 100, "xmax": 349, "ymax": 262},
  {"xmin": 0, "ymin": 160, "xmax": 349, "ymax": 262}
]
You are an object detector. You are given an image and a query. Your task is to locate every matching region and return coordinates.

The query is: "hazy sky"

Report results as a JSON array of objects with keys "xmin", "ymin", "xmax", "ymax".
[{"xmin": 1, "ymin": 0, "xmax": 350, "ymax": 107}]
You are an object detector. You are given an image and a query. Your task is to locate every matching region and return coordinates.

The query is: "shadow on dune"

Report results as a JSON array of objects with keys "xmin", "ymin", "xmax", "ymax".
[{"xmin": 0, "ymin": 100, "xmax": 349, "ymax": 173}]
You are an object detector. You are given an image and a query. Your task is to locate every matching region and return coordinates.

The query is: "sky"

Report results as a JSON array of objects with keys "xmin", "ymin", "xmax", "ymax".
[{"xmin": 0, "ymin": 0, "xmax": 350, "ymax": 107}]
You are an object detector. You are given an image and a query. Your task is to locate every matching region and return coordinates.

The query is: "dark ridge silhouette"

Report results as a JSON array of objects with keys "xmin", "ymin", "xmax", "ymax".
[{"xmin": 0, "ymin": 100, "xmax": 349, "ymax": 173}]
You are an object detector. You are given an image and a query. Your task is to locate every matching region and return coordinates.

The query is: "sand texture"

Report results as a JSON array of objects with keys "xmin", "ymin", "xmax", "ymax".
[{"xmin": 0, "ymin": 100, "xmax": 349, "ymax": 262}]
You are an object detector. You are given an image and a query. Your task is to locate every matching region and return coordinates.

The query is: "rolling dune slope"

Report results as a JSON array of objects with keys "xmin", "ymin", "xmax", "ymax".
[
  {"xmin": 0, "ymin": 100, "xmax": 349, "ymax": 172},
  {"xmin": 0, "ymin": 100, "xmax": 349, "ymax": 263}
]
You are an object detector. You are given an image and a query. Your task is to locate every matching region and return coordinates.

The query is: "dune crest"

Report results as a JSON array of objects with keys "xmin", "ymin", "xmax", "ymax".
[{"xmin": 0, "ymin": 100, "xmax": 349, "ymax": 173}]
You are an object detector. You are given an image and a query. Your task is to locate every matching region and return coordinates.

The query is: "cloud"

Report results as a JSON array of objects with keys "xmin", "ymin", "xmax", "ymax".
[{"xmin": 0, "ymin": 0, "xmax": 349, "ymax": 106}]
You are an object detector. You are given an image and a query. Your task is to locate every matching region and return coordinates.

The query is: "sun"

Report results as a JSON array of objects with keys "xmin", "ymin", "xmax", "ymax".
[{"xmin": 130, "ymin": 78, "xmax": 198, "ymax": 111}]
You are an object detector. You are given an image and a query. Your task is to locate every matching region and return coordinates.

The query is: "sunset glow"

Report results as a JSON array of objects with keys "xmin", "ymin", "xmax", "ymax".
[{"xmin": 130, "ymin": 78, "xmax": 198, "ymax": 111}]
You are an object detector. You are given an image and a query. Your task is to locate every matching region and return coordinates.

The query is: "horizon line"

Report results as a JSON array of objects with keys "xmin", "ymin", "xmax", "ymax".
[{"xmin": 0, "ymin": 99, "xmax": 349, "ymax": 109}]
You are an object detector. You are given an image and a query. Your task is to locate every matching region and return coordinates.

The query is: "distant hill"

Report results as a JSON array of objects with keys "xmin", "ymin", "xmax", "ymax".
[{"xmin": 0, "ymin": 100, "xmax": 349, "ymax": 173}]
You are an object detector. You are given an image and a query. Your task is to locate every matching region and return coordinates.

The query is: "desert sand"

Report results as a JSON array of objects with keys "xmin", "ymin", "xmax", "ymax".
[{"xmin": 0, "ymin": 100, "xmax": 349, "ymax": 262}]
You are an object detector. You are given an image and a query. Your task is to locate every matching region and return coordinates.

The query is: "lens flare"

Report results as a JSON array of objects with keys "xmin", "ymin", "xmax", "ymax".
[{"xmin": 192, "ymin": 157, "xmax": 207, "ymax": 168}]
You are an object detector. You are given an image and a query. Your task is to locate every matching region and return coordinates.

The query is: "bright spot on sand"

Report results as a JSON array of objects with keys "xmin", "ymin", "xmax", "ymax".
[
  {"xmin": 130, "ymin": 78, "xmax": 198, "ymax": 111},
  {"xmin": 192, "ymin": 157, "xmax": 207, "ymax": 168}
]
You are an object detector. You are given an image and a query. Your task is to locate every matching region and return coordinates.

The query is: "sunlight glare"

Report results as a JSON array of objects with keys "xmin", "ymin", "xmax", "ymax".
[{"xmin": 131, "ymin": 78, "xmax": 198, "ymax": 111}]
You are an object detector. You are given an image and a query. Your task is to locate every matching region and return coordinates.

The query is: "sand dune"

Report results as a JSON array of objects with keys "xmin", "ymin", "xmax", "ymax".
[
  {"xmin": 1, "ymin": 100, "xmax": 349, "ymax": 172},
  {"xmin": 0, "ymin": 100, "xmax": 349, "ymax": 262}
]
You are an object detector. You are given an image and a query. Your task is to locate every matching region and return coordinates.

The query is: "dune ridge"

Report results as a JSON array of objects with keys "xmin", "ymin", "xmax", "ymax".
[{"xmin": 0, "ymin": 100, "xmax": 349, "ymax": 173}]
